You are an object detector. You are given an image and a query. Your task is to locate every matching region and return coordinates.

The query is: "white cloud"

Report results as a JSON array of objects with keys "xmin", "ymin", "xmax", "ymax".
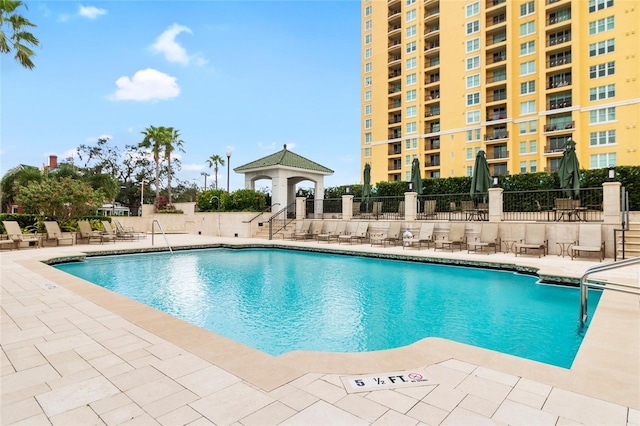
[
  {"xmin": 109, "ymin": 68, "xmax": 180, "ymax": 102},
  {"xmin": 78, "ymin": 5, "xmax": 107, "ymax": 19},
  {"xmin": 150, "ymin": 23, "xmax": 207, "ymax": 66}
]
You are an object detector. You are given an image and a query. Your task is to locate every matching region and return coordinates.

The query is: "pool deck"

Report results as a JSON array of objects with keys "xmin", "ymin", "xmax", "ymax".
[{"xmin": 1, "ymin": 235, "xmax": 638, "ymax": 425}]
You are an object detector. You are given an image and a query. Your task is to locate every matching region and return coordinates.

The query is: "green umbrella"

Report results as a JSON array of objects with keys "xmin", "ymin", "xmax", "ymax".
[
  {"xmin": 410, "ymin": 158, "xmax": 423, "ymax": 194},
  {"xmin": 363, "ymin": 163, "xmax": 371, "ymax": 198},
  {"xmin": 558, "ymin": 138, "xmax": 581, "ymax": 198},
  {"xmin": 470, "ymin": 150, "xmax": 491, "ymax": 202}
]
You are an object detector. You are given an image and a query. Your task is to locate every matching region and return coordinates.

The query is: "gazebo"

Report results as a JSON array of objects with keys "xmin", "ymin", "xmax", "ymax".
[{"xmin": 234, "ymin": 145, "xmax": 334, "ymax": 213}]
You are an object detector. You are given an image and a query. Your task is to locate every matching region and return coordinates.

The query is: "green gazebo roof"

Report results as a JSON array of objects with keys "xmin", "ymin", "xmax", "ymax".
[{"xmin": 234, "ymin": 144, "xmax": 333, "ymax": 174}]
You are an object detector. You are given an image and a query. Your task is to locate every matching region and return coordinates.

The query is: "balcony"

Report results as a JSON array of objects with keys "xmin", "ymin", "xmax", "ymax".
[
  {"xmin": 388, "ymin": 54, "xmax": 401, "ymax": 65},
  {"xmin": 548, "ymin": 99, "xmax": 572, "ymax": 110},
  {"xmin": 544, "ymin": 144, "xmax": 565, "ymax": 155},
  {"xmin": 548, "ymin": 55, "xmax": 572, "ymax": 68},
  {"xmin": 547, "ymin": 33, "xmax": 571, "ymax": 47},
  {"xmin": 486, "ymin": 150, "xmax": 509, "ymax": 160},
  {"xmin": 424, "ymin": 7, "xmax": 440, "ymax": 23},
  {"xmin": 546, "ymin": 78, "xmax": 572, "ymax": 89},
  {"xmin": 425, "ymin": 41, "xmax": 440, "ymax": 52},
  {"xmin": 388, "ymin": 9, "xmax": 401, "ymax": 18},
  {"xmin": 427, "ymin": 73, "xmax": 440, "ymax": 83},
  {"xmin": 425, "ymin": 57, "xmax": 440, "ymax": 69},
  {"xmin": 544, "ymin": 121, "xmax": 574, "ymax": 132},
  {"xmin": 487, "ymin": 52, "xmax": 506, "ymax": 65},
  {"xmin": 486, "ymin": 92, "xmax": 506, "ymax": 102},
  {"xmin": 388, "ymin": 99, "xmax": 401, "ymax": 109},
  {"xmin": 486, "ymin": 33, "xmax": 507, "ymax": 48},
  {"xmin": 424, "ymin": 25, "xmax": 440, "ymax": 37},
  {"xmin": 425, "ymin": 139, "xmax": 440, "ymax": 151},
  {"xmin": 547, "ymin": 10, "xmax": 571, "ymax": 26},
  {"xmin": 388, "ymin": 164, "xmax": 402, "ymax": 171},
  {"xmin": 486, "ymin": 71, "xmax": 507, "ymax": 84},
  {"xmin": 426, "ymin": 108, "xmax": 440, "ymax": 117},
  {"xmin": 388, "ymin": 40, "xmax": 401, "ymax": 51},
  {"xmin": 388, "ymin": 69, "xmax": 402, "ymax": 79},
  {"xmin": 427, "ymin": 123, "xmax": 441, "ymax": 133},
  {"xmin": 486, "ymin": 113, "xmax": 507, "ymax": 122},
  {"xmin": 425, "ymin": 159, "xmax": 441, "ymax": 167},
  {"xmin": 487, "ymin": 13, "xmax": 506, "ymax": 28},
  {"xmin": 426, "ymin": 91, "xmax": 440, "ymax": 102},
  {"xmin": 486, "ymin": 0, "xmax": 506, "ymax": 9},
  {"xmin": 388, "ymin": 85, "xmax": 401, "ymax": 94},
  {"xmin": 388, "ymin": 115, "xmax": 402, "ymax": 124},
  {"xmin": 389, "ymin": 131, "xmax": 402, "ymax": 140},
  {"xmin": 388, "ymin": 23, "xmax": 401, "ymax": 34},
  {"xmin": 484, "ymin": 131, "xmax": 509, "ymax": 141},
  {"xmin": 389, "ymin": 144, "xmax": 402, "ymax": 155}
]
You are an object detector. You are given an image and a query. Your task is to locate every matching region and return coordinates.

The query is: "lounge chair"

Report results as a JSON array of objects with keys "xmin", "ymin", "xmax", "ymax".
[
  {"xmin": 571, "ymin": 224, "xmax": 605, "ymax": 261},
  {"xmin": 2, "ymin": 220, "xmax": 40, "ymax": 249},
  {"xmin": 102, "ymin": 220, "xmax": 134, "ymax": 241},
  {"xmin": 403, "ymin": 222, "xmax": 435, "ymax": 250},
  {"xmin": 421, "ymin": 200, "xmax": 437, "ymax": 220},
  {"xmin": 435, "ymin": 222, "xmax": 466, "ymax": 251},
  {"xmin": 292, "ymin": 220, "xmax": 314, "ymax": 240},
  {"xmin": 78, "ymin": 221, "xmax": 115, "ymax": 244},
  {"xmin": 113, "ymin": 219, "xmax": 146, "ymax": 239},
  {"xmin": 382, "ymin": 221, "xmax": 402, "ymax": 246},
  {"xmin": 316, "ymin": 221, "xmax": 338, "ymax": 243},
  {"xmin": 338, "ymin": 222, "xmax": 369, "ymax": 244},
  {"xmin": 514, "ymin": 224, "xmax": 547, "ymax": 257},
  {"xmin": 43, "ymin": 221, "xmax": 74, "ymax": 246},
  {"xmin": 468, "ymin": 223, "xmax": 499, "ymax": 254}
]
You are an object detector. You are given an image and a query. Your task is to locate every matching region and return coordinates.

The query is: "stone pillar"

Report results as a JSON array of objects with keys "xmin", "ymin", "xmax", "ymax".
[
  {"xmin": 296, "ymin": 196, "xmax": 306, "ymax": 220},
  {"xmin": 342, "ymin": 195, "xmax": 354, "ymax": 220},
  {"xmin": 488, "ymin": 187, "xmax": 503, "ymax": 222},
  {"xmin": 314, "ymin": 181, "xmax": 324, "ymax": 218},
  {"xmin": 602, "ymin": 181, "xmax": 622, "ymax": 224},
  {"xmin": 272, "ymin": 175, "xmax": 288, "ymax": 213},
  {"xmin": 404, "ymin": 192, "xmax": 417, "ymax": 221}
]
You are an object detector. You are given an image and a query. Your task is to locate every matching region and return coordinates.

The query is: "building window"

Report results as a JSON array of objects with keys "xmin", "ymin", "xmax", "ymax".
[
  {"xmin": 364, "ymin": 148, "xmax": 371, "ymax": 157},
  {"xmin": 589, "ymin": 107, "xmax": 616, "ymax": 124},
  {"xmin": 520, "ymin": 1, "xmax": 535, "ymax": 16},
  {"xmin": 519, "ymin": 141, "xmax": 526, "ymax": 153},
  {"xmin": 589, "ymin": 39, "xmax": 614, "ymax": 57},
  {"xmin": 406, "ymin": 0, "xmax": 416, "ymax": 5},
  {"xmin": 466, "ymin": 92, "xmax": 480, "ymax": 106},
  {"xmin": 519, "ymin": 21, "xmax": 535, "ymax": 37},
  {"xmin": 520, "ymin": 80, "xmax": 535, "ymax": 95},
  {"xmin": 466, "ymin": 74, "xmax": 480, "ymax": 88},
  {"xmin": 365, "ymin": 34, "xmax": 372, "ymax": 45},
  {"xmin": 466, "ymin": 56, "xmax": 480, "ymax": 71},
  {"xmin": 406, "ymin": 105, "xmax": 416, "ymax": 118},
  {"xmin": 520, "ymin": 161, "xmax": 527, "ymax": 173},
  {"xmin": 365, "ymin": 48, "xmax": 372, "ymax": 59},
  {"xmin": 466, "ymin": 20, "xmax": 479, "ymax": 35},
  {"xmin": 364, "ymin": 5, "xmax": 372, "ymax": 16},
  {"xmin": 406, "ymin": 41, "xmax": 416, "ymax": 53},
  {"xmin": 520, "ymin": 100, "xmax": 536, "ymax": 115},
  {"xmin": 466, "ymin": 110, "xmax": 480, "ymax": 124},
  {"xmin": 589, "ymin": 61, "xmax": 615, "ymax": 79},
  {"xmin": 530, "ymin": 160, "xmax": 537, "ymax": 172},
  {"xmin": 364, "ymin": 76, "xmax": 372, "ymax": 87},
  {"xmin": 405, "ymin": 155, "xmax": 411, "ymax": 166},
  {"xmin": 406, "ymin": 73, "xmax": 416, "ymax": 86},
  {"xmin": 519, "ymin": 123, "xmax": 527, "ymax": 135},
  {"xmin": 406, "ymin": 89, "xmax": 417, "ymax": 101},
  {"xmin": 529, "ymin": 120, "xmax": 537, "ymax": 133},
  {"xmin": 589, "ymin": 16, "xmax": 614, "ymax": 35},
  {"xmin": 406, "ymin": 57, "xmax": 416, "ymax": 70},
  {"xmin": 406, "ymin": 122, "xmax": 417, "ymax": 134},
  {"xmin": 364, "ymin": 62, "xmax": 372, "ymax": 73},
  {"xmin": 590, "ymin": 130, "xmax": 616, "ymax": 145},
  {"xmin": 466, "ymin": 129, "xmax": 480, "ymax": 141},
  {"xmin": 406, "ymin": 9, "xmax": 416, "ymax": 22},
  {"xmin": 364, "ymin": 119, "xmax": 372, "ymax": 129},
  {"xmin": 589, "ymin": 84, "xmax": 615, "ymax": 101},
  {"xmin": 364, "ymin": 90, "xmax": 371, "ymax": 101},
  {"xmin": 365, "ymin": 133, "xmax": 372, "ymax": 143},
  {"xmin": 466, "ymin": 148, "xmax": 473, "ymax": 159},
  {"xmin": 590, "ymin": 153, "xmax": 616, "ymax": 168},
  {"xmin": 365, "ymin": 105, "xmax": 371, "ymax": 115},
  {"xmin": 406, "ymin": 25, "xmax": 416, "ymax": 38},
  {"xmin": 466, "ymin": 166, "xmax": 473, "ymax": 177},
  {"xmin": 466, "ymin": 38, "xmax": 480, "ymax": 53},
  {"xmin": 365, "ymin": 20, "xmax": 372, "ymax": 31},
  {"xmin": 519, "ymin": 40, "xmax": 535, "ymax": 56},
  {"xmin": 529, "ymin": 140, "xmax": 537, "ymax": 153},
  {"xmin": 589, "ymin": 0, "xmax": 614, "ymax": 13},
  {"xmin": 466, "ymin": 2, "xmax": 479, "ymax": 17},
  {"xmin": 519, "ymin": 60, "xmax": 535, "ymax": 76}
]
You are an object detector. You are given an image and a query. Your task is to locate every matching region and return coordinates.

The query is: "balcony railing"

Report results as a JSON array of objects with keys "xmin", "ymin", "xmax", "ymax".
[
  {"xmin": 486, "ymin": 150, "xmax": 509, "ymax": 160},
  {"xmin": 544, "ymin": 144, "xmax": 565, "ymax": 154},
  {"xmin": 388, "ymin": 55, "xmax": 401, "ymax": 64},
  {"xmin": 487, "ymin": 0, "xmax": 506, "ymax": 7},
  {"xmin": 388, "ymin": 86, "xmax": 401, "ymax": 94},
  {"xmin": 428, "ymin": 74, "xmax": 440, "ymax": 83},
  {"xmin": 389, "ymin": 132, "xmax": 402, "ymax": 139},
  {"xmin": 548, "ymin": 100, "xmax": 572, "ymax": 110},
  {"xmin": 544, "ymin": 121, "xmax": 574, "ymax": 131},
  {"xmin": 548, "ymin": 56, "xmax": 572, "ymax": 67},
  {"xmin": 487, "ymin": 53, "xmax": 506, "ymax": 65},
  {"xmin": 389, "ymin": 99, "xmax": 401, "ymax": 109},
  {"xmin": 389, "ymin": 145, "xmax": 402, "ymax": 154},
  {"xmin": 425, "ymin": 160, "xmax": 441, "ymax": 167},
  {"xmin": 426, "ymin": 92, "xmax": 440, "ymax": 100},
  {"xmin": 425, "ymin": 41, "xmax": 440, "ymax": 51},
  {"xmin": 388, "ymin": 116, "xmax": 402, "ymax": 124},
  {"xmin": 487, "ymin": 14, "xmax": 506, "ymax": 26},
  {"xmin": 388, "ymin": 70, "xmax": 401, "ymax": 78},
  {"xmin": 388, "ymin": 40, "xmax": 401, "ymax": 49},
  {"xmin": 484, "ymin": 131, "xmax": 509, "ymax": 141},
  {"xmin": 486, "ymin": 73, "xmax": 507, "ymax": 83},
  {"xmin": 548, "ymin": 34, "xmax": 571, "ymax": 46},
  {"xmin": 487, "ymin": 93, "xmax": 507, "ymax": 102},
  {"xmin": 388, "ymin": 24, "xmax": 401, "ymax": 33},
  {"xmin": 426, "ymin": 140, "xmax": 440, "ymax": 150},
  {"xmin": 425, "ymin": 25, "xmax": 440, "ymax": 35},
  {"xmin": 486, "ymin": 113, "xmax": 507, "ymax": 121},
  {"xmin": 388, "ymin": 9, "xmax": 400, "ymax": 17},
  {"xmin": 426, "ymin": 109, "xmax": 440, "ymax": 117},
  {"xmin": 548, "ymin": 13, "xmax": 571, "ymax": 25},
  {"xmin": 547, "ymin": 79, "xmax": 572, "ymax": 89}
]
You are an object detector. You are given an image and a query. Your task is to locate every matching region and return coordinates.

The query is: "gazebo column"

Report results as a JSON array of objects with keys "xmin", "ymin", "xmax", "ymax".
[
  {"xmin": 314, "ymin": 181, "xmax": 324, "ymax": 219},
  {"xmin": 272, "ymin": 175, "xmax": 288, "ymax": 214}
]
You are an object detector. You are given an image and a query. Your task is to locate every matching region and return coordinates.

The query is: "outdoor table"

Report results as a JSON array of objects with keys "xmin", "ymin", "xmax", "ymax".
[{"xmin": 556, "ymin": 241, "xmax": 574, "ymax": 258}]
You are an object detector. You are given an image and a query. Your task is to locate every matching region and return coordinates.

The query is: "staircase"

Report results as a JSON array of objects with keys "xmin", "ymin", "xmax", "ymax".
[
  {"xmin": 253, "ymin": 219, "xmax": 295, "ymax": 240},
  {"xmin": 616, "ymin": 223, "xmax": 640, "ymax": 259}
]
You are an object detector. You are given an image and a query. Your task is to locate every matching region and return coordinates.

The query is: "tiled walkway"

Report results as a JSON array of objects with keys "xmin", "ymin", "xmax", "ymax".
[{"xmin": 1, "ymin": 236, "xmax": 638, "ymax": 425}]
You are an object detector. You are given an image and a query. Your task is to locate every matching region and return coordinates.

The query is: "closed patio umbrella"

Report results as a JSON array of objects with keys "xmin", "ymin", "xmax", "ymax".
[
  {"xmin": 558, "ymin": 138, "xmax": 580, "ymax": 198},
  {"xmin": 410, "ymin": 158, "xmax": 423, "ymax": 194},
  {"xmin": 470, "ymin": 150, "xmax": 491, "ymax": 203},
  {"xmin": 363, "ymin": 163, "xmax": 371, "ymax": 214}
]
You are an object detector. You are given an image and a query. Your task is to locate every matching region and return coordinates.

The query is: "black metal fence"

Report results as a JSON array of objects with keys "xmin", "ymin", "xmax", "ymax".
[
  {"xmin": 305, "ymin": 198, "xmax": 343, "ymax": 219},
  {"xmin": 353, "ymin": 196, "xmax": 405, "ymax": 220},
  {"xmin": 502, "ymin": 187, "xmax": 603, "ymax": 222},
  {"xmin": 417, "ymin": 193, "xmax": 489, "ymax": 221}
]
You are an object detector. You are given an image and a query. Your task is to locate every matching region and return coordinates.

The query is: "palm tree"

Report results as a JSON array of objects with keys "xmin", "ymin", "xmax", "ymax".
[
  {"xmin": 163, "ymin": 127, "xmax": 185, "ymax": 206},
  {"xmin": 205, "ymin": 154, "xmax": 225, "ymax": 190},
  {"xmin": 0, "ymin": 164, "xmax": 42, "ymax": 212},
  {"xmin": 0, "ymin": 0, "xmax": 39, "ymax": 70},
  {"xmin": 139, "ymin": 125, "xmax": 168, "ymax": 203}
]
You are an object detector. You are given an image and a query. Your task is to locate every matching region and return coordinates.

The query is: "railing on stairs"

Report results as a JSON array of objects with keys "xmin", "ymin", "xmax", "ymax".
[
  {"xmin": 267, "ymin": 201, "xmax": 296, "ymax": 240},
  {"xmin": 243, "ymin": 204, "xmax": 280, "ymax": 224},
  {"xmin": 579, "ymin": 256, "xmax": 640, "ymax": 328},
  {"xmin": 151, "ymin": 220, "xmax": 173, "ymax": 254},
  {"xmin": 614, "ymin": 187, "xmax": 630, "ymax": 261}
]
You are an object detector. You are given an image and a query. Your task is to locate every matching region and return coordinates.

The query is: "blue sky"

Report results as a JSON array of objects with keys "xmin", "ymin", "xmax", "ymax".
[{"xmin": 1, "ymin": 1, "xmax": 361, "ymax": 191}]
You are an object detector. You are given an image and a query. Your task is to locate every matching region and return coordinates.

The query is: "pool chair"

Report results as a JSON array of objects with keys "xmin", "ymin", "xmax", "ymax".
[
  {"xmin": 43, "ymin": 221, "xmax": 74, "ymax": 246},
  {"xmin": 2, "ymin": 220, "xmax": 40, "ymax": 249},
  {"xmin": 292, "ymin": 220, "xmax": 314, "ymax": 240},
  {"xmin": 102, "ymin": 221, "xmax": 134, "ymax": 241},
  {"xmin": 514, "ymin": 224, "xmax": 547, "ymax": 258},
  {"xmin": 404, "ymin": 222, "xmax": 435, "ymax": 250},
  {"xmin": 316, "ymin": 221, "xmax": 338, "ymax": 243},
  {"xmin": 467, "ymin": 223, "xmax": 499, "ymax": 254},
  {"xmin": 381, "ymin": 221, "xmax": 402, "ymax": 247},
  {"xmin": 435, "ymin": 222, "xmax": 467, "ymax": 251},
  {"xmin": 78, "ymin": 221, "xmax": 115, "ymax": 244},
  {"xmin": 338, "ymin": 221, "xmax": 369, "ymax": 244},
  {"xmin": 113, "ymin": 219, "xmax": 146, "ymax": 240},
  {"xmin": 570, "ymin": 224, "xmax": 604, "ymax": 261},
  {"xmin": 420, "ymin": 200, "xmax": 437, "ymax": 220}
]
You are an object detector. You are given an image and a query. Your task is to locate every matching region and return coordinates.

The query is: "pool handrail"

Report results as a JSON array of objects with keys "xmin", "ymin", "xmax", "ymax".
[
  {"xmin": 151, "ymin": 220, "xmax": 173, "ymax": 254},
  {"xmin": 579, "ymin": 256, "xmax": 640, "ymax": 327}
]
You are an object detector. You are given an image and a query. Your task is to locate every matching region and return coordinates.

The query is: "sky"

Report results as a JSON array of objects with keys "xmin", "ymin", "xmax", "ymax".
[{"xmin": 1, "ymin": 0, "xmax": 362, "ymax": 192}]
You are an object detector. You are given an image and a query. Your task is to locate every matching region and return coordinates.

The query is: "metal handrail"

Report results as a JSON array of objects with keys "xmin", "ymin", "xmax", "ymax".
[
  {"xmin": 243, "ymin": 204, "xmax": 280, "ymax": 224},
  {"xmin": 151, "ymin": 220, "xmax": 173, "ymax": 254},
  {"xmin": 267, "ymin": 201, "xmax": 296, "ymax": 240},
  {"xmin": 579, "ymin": 256, "xmax": 640, "ymax": 327}
]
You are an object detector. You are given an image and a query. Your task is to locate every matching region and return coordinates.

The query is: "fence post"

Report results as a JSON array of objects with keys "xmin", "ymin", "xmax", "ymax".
[
  {"xmin": 296, "ymin": 196, "xmax": 306, "ymax": 220},
  {"xmin": 602, "ymin": 181, "xmax": 621, "ymax": 224},
  {"xmin": 488, "ymin": 187, "xmax": 503, "ymax": 222},
  {"xmin": 342, "ymin": 195, "xmax": 354, "ymax": 220},
  {"xmin": 404, "ymin": 192, "xmax": 417, "ymax": 221}
]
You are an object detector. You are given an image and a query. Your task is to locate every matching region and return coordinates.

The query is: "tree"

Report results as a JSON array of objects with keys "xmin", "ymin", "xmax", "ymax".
[
  {"xmin": 162, "ymin": 127, "xmax": 185, "ymax": 206},
  {"xmin": 140, "ymin": 126, "xmax": 169, "ymax": 204},
  {"xmin": 0, "ymin": 165, "xmax": 42, "ymax": 212},
  {"xmin": 206, "ymin": 154, "xmax": 225, "ymax": 190},
  {"xmin": 0, "ymin": 0, "xmax": 39, "ymax": 70}
]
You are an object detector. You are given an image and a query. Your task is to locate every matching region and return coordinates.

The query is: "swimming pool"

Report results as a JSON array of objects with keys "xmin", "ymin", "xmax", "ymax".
[{"xmin": 54, "ymin": 248, "xmax": 601, "ymax": 368}]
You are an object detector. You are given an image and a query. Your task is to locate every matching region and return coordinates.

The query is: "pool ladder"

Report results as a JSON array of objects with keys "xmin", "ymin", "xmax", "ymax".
[
  {"xmin": 151, "ymin": 220, "xmax": 173, "ymax": 254},
  {"xmin": 579, "ymin": 256, "xmax": 640, "ymax": 327}
]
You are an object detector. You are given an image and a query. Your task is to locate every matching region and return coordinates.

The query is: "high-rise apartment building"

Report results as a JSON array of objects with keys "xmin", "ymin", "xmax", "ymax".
[{"xmin": 361, "ymin": 0, "xmax": 640, "ymax": 185}]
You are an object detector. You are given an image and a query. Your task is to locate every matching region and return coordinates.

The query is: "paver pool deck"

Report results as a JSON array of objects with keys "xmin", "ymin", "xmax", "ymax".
[{"xmin": 1, "ymin": 234, "xmax": 638, "ymax": 425}]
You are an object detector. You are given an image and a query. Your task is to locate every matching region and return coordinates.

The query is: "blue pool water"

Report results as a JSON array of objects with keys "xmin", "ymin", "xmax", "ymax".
[{"xmin": 54, "ymin": 248, "xmax": 601, "ymax": 368}]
